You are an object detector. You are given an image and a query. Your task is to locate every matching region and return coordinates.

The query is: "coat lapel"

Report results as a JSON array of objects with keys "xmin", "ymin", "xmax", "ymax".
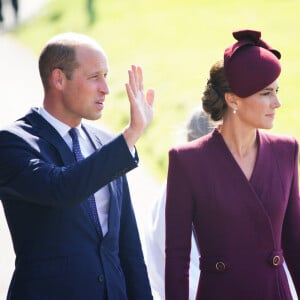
[
  {"xmin": 248, "ymin": 132, "xmax": 286, "ymax": 246},
  {"xmin": 25, "ymin": 108, "xmax": 74, "ymax": 166},
  {"xmin": 27, "ymin": 111, "xmax": 119, "ymax": 240},
  {"xmin": 26, "ymin": 110, "xmax": 109, "ymax": 239},
  {"xmin": 82, "ymin": 124, "xmax": 116, "ymax": 240},
  {"xmin": 211, "ymin": 130, "xmax": 275, "ymax": 241}
]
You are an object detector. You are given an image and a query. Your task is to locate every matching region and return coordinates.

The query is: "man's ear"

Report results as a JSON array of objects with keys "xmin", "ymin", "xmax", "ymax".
[{"xmin": 50, "ymin": 68, "xmax": 66, "ymax": 91}]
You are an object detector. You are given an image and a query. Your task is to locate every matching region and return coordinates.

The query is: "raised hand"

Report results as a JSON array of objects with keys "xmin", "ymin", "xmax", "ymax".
[{"xmin": 123, "ymin": 65, "xmax": 155, "ymax": 150}]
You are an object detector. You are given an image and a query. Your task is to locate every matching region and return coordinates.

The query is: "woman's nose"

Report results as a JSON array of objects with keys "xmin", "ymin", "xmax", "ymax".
[{"xmin": 272, "ymin": 94, "xmax": 281, "ymax": 109}]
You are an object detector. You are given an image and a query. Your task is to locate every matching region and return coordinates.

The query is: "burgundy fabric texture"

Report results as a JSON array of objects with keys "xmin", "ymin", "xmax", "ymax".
[
  {"xmin": 224, "ymin": 29, "xmax": 281, "ymax": 97},
  {"xmin": 165, "ymin": 129, "xmax": 300, "ymax": 299}
]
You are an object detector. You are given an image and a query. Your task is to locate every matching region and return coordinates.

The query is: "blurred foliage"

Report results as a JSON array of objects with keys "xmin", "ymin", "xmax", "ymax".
[{"xmin": 12, "ymin": 0, "xmax": 300, "ymax": 181}]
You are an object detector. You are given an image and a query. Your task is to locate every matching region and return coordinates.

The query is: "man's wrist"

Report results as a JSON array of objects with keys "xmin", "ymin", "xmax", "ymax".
[{"xmin": 122, "ymin": 126, "xmax": 142, "ymax": 151}]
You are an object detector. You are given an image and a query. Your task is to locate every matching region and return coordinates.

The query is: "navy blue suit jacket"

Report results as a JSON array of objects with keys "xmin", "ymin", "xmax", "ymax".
[{"xmin": 0, "ymin": 108, "xmax": 153, "ymax": 300}]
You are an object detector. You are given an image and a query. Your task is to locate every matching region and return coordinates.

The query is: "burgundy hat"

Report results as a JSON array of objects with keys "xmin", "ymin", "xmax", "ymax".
[{"xmin": 224, "ymin": 29, "xmax": 281, "ymax": 98}]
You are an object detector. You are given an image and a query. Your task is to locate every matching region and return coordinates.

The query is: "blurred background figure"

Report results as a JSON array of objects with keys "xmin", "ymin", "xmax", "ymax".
[
  {"xmin": 144, "ymin": 108, "xmax": 214, "ymax": 300},
  {"xmin": 0, "ymin": 0, "xmax": 18, "ymax": 24},
  {"xmin": 87, "ymin": 0, "xmax": 96, "ymax": 25}
]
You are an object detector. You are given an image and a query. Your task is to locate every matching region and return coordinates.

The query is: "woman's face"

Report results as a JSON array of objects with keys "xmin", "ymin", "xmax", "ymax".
[{"xmin": 236, "ymin": 79, "xmax": 281, "ymax": 130}]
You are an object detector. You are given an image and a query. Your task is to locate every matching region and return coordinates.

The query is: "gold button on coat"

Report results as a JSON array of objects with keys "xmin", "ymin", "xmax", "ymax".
[
  {"xmin": 272, "ymin": 255, "xmax": 280, "ymax": 266},
  {"xmin": 215, "ymin": 261, "xmax": 226, "ymax": 271}
]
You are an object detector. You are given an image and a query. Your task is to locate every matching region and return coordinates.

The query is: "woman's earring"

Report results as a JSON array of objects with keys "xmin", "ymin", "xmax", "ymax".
[{"xmin": 233, "ymin": 107, "xmax": 238, "ymax": 114}]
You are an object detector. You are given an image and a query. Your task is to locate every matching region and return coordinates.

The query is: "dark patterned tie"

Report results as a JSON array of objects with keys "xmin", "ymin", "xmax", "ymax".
[{"xmin": 69, "ymin": 127, "xmax": 103, "ymax": 237}]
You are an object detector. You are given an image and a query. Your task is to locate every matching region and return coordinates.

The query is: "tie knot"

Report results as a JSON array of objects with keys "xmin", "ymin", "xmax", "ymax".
[{"xmin": 69, "ymin": 127, "xmax": 79, "ymax": 142}]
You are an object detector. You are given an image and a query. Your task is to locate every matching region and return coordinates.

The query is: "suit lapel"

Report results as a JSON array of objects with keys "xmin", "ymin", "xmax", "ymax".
[
  {"xmin": 26, "ymin": 109, "xmax": 109, "ymax": 240},
  {"xmin": 26, "ymin": 108, "xmax": 74, "ymax": 165},
  {"xmin": 82, "ymin": 125, "xmax": 126, "ymax": 240},
  {"xmin": 80, "ymin": 199, "xmax": 103, "ymax": 239},
  {"xmin": 82, "ymin": 124, "xmax": 115, "ymax": 240},
  {"xmin": 106, "ymin": 180, "xmax": 118, "ymax": 238},
  {"xmin": 82, "ymin": 124, "xmax": 104, "ymax": 145}
]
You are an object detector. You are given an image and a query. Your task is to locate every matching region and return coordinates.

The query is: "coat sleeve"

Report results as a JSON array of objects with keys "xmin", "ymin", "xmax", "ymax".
[
  {"xmin": 118, "ymin": 176, "xmax": 153, "ymax": 299},
  {"xmin": 282, "ymin": 139, "xmax": 300, "ymax": 297},
  {"xmin": 0, "ymin": 130, "xmax": 138, "ymax": 207},
  {"xmin": 165, "ymin": 148, "xmax": 194, "ymax": 300}
]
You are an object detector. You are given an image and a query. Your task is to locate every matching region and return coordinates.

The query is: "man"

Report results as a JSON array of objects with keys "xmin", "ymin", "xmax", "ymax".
[{"xmin": 0, "ymin": 32, "xmax": 154, "ymax": 299}]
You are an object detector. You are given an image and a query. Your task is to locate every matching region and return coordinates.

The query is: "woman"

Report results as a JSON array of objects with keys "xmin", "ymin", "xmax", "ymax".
[
  {"xmin": 144, "ymin": 108, "xmax": 213, "ymax": 299},
  {"xmin": 165, "ymin": 29, "xmax": 300, "ymax": 299}
]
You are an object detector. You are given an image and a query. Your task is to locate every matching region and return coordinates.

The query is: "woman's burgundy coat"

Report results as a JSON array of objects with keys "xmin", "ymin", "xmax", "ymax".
[{"xmin": 165, "ymin": 129, "xmax": 300, "ymax": 299}]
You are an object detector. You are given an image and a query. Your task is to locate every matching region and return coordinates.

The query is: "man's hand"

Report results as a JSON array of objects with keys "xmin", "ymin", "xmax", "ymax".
[{"xmin": 123, "ymin": 65, "xmax": 155, "ymax": 150}]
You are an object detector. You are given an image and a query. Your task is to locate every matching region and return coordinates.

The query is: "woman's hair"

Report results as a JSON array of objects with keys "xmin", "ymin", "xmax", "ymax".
[{"xmin": 201, "ymin": 60, "xmax": 232, "ymax": 122}]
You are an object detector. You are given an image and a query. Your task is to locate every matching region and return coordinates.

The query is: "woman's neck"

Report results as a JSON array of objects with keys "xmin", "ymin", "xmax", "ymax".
[{"xmin": 218, "ymin": 123, "xmax": 257, "ymax": 159}]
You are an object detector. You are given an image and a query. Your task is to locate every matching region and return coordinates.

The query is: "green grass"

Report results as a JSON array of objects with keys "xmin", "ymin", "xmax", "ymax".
[{"xmin": 11, "ymin": 0, "xmax": 300, "ymax": 181}]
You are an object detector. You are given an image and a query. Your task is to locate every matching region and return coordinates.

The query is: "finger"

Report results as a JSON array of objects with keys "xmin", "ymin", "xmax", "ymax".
[
  {"xmin": 146, "ymin": 89, "xmax": 155, "ymax": 106},
  {"xmin": 136, "ymin": 66, "xmax": 144, "ymax": 91},
  {"xmin": 128, "ymin": 69, "xmax": 137, "ymax": 95},
  {"xmin": 131, "ymin": 65, "xmax": 138, "ymax": 89},
  {"xmin": 125, "ymin": 83, "xmax": 135, "ymax": 104}
]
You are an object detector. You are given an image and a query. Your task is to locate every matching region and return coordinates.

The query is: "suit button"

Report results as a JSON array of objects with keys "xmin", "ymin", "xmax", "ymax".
[
  {"xmin": 215, "ymin": 261, "xmax": 226, "ymax": 271},
  {"xmin": 98, "ymin": 275, "xmax": 104, "ymax": 282},
  {"xmin": 272, "ymin": 255, "xmax": 280, "ymax": 266}
]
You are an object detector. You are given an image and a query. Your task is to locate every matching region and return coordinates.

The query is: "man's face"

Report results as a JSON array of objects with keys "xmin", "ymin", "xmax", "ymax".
[{"xmin": 60, "ymin": 45, "xmax": 110, "ymax": 126}]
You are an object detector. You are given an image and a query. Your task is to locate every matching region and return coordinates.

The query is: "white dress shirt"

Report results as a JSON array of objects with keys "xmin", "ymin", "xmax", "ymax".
[
  {"xmin": 144, "ymin": 184, "xmax": 200, "ymax": 300},
  {"xmin": 38, "ymin": 107, "xmax": 110, "ymax": 236}
]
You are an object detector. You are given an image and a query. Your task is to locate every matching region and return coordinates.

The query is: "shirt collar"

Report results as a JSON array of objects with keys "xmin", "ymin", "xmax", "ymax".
[{"xmin": 38, "ymin": 107, "xmax": 86, "ymax": 140}]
